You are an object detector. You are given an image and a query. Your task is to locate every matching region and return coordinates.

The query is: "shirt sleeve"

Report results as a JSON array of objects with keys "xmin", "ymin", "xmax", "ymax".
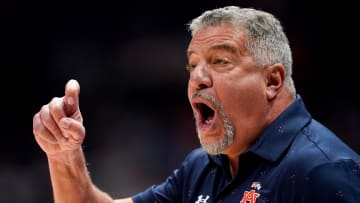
[
  {"xmin": 131, "ymin": 168, "xmax": 182, "ymax": 203},
  {"xmin": 131, "ymin": 148, "xmax": 208, "ymax": 203},
  {"xmin": 302, "ymin": 159, "xmax": 360, "ymax": 202}
]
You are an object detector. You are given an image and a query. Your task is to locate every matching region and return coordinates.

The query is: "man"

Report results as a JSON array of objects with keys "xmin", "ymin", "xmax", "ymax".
[{"xmin": 32, "ymin": 6, "xmax": 360, "ymax": 203}]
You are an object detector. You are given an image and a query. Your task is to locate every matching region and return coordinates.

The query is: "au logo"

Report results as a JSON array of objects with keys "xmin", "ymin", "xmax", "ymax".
[
  {"xmin": 240, "ymin": 182, "xmax": 261, "ymax": 203},
  {"xmin": 195, "ymin": 194, "xmax": 210, "ymax": 203}
]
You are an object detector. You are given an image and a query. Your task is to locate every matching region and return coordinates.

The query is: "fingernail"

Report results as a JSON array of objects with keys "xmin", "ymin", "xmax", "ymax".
[
  {"xmin": 60, "ymin": 118, "xmax": 71, "ymax": 129},
  {"xmin": 67, "ymin": 97, "xmax": 75, "ymax": 105}
]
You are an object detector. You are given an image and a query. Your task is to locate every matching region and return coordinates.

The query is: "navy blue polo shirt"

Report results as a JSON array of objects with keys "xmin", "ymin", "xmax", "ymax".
[{"xmin": 132, "ymin": 95, "xmax": 360, "ymax": 203}]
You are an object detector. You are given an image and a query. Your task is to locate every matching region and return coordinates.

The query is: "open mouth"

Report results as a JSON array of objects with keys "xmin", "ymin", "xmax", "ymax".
[{"xmin": 195, "ymin": 102, "xmax": 216, "ymax": 126}]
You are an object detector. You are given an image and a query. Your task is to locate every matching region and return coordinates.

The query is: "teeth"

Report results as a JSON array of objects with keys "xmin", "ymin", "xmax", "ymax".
[{"xmin": 205, "ymin": 119, "xmax": 211, "ymax": 124}]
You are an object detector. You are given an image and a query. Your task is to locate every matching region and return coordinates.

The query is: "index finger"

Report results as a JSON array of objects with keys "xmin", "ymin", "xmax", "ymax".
[{"xmin": 64, "ymin": 79, "xmax": 80, "ymax": 117}]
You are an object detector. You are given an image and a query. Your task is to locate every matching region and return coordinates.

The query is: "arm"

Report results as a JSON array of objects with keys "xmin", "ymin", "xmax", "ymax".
[
  {"xmin": 47, "ymin": 148, "xmax": 133, "ymax": 203},
  {"xmin": 47, "ymin": 148, "xmax": 118, "ymax": 203},
  {"xmin": 33, "ymin": 79, "xmax": 133, "ymax": 203}
]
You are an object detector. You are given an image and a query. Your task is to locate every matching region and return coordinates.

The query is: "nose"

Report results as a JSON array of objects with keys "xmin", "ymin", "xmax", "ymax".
[{"xmin": 188, "ymin": 63, "xmax": 212, "ymax": 91}]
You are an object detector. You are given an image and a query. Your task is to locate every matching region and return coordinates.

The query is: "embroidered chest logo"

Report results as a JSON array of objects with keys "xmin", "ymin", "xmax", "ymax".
[
  {"xmin": 240, "ymin": 182, "xmax": 261, "ymax": 203},
  {"xmin": 195, "ymin": 194, "xmax": 210, "ymax": 203}
]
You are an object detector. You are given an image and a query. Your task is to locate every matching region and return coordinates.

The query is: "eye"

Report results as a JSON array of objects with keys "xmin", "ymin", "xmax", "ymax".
[
  {"xmin": 210, "ymin": 56, "xmax": 234, "ymax": 72},
  {"xmin": 213, "ymin": 57, "xmax": 228, "ymax": 65},
  {"xmin": 186, "ymin": 63, "xmax": 197, "ymax": 72}
]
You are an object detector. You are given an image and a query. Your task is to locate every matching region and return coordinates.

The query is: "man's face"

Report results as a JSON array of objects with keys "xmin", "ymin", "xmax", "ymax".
[{"xmin": 187, "ymin": 25, "xmax": 268, "ymax": 155}]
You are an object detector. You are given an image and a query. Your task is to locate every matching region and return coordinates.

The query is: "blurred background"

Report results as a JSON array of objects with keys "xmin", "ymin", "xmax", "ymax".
[{"xmin": 1, "ymin": 0, "xmax": 359, "ymax": 202}]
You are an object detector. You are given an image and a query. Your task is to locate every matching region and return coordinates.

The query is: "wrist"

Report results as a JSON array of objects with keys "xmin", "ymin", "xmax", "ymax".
[{"xmin": 47, "ymin": 147, "xmax": 85, "ymax": 167}]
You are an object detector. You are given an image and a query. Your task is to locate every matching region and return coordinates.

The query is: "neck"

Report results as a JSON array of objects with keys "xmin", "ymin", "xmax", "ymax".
[
  {"xmin": 227, "ymin": 154, "xmax": 239, "ymax": 177},
  {"xmin": 225, "ymin": 91, "xmax": 296, "ymax": 178}
]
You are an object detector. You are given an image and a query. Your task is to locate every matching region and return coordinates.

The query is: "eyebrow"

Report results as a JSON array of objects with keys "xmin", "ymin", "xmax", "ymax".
[{"xmin": 187, "ymin": 43, "xmax": 238, "ymax": 59}]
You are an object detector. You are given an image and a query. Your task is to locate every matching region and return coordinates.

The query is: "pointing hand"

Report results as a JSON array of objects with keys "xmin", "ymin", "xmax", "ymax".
[{"xmin": 33, "ymin": 79, "xmax": 85, "ymax": 157}]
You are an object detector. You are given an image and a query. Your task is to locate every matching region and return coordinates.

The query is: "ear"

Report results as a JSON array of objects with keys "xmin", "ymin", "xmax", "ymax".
[{"xmin": 265, "ymin": 63, "xmax": 285, "ymax": 101}]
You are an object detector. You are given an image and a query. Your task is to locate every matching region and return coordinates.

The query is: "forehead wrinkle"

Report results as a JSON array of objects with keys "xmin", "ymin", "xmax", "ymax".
[
  {"xmin": 187, "ymin": 42, "xmax": 238, "ymax": 59},
  {"xmin": 187, "ymin": 43, "xmax": 244, "ymax": 61},
  {"xmin": 187, "ymin": 33, "xmax": 231, "ymax": 58},
  {"xmin": 187, "ymin": 28, "xmax": 246, "ymax": 59},
  {"xmin": 209, "ymin": 43, "xmax": 237, "ymax": 55}
]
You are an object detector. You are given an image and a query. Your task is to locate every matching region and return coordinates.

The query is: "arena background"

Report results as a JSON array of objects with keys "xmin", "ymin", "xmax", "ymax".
[{"xmin": 1, "ymin": 0, "xmax": 359, "ymax": 202}]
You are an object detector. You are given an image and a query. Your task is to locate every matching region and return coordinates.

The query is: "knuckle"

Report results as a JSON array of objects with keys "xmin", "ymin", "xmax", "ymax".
[
  {"xmin": 40, "ymin": 105, "xmax": 48, "ymax": 114},
  {"xmin": 33, "ymin": 113, "xmax": 40, "ymax": 123},
  {"xmin": 39, "ymin": 107, "xmax": 50, "ymax": 120},
  {"xmin": 49, "ymin": 97, "xmax": 62, "ymax": 112},
  {"xmin": 33, "ymin": 116, "xmax": 42, "ymax": 131}
]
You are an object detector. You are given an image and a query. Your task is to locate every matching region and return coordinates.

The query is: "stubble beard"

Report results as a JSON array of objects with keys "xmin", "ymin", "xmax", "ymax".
[{"xmin": 193, "ymin": 92, "xmax": 234, "ymax": 155}]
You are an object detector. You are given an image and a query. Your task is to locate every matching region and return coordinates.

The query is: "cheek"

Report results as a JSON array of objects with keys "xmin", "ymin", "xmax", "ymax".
[{"xmin": 217, "ymin": 77, "xmax": 266, "ymax": 118}]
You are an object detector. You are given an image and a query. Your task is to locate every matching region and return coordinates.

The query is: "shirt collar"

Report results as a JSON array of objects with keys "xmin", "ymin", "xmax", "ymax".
[{"xmin": 248, "ymin": 94, "xmax": 312, "ymax": 162}]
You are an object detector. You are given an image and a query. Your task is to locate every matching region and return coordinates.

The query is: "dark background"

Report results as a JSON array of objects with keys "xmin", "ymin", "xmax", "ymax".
[{"xmin": 1, "ymin": 0, "xmax": 359, "ymax": 202}]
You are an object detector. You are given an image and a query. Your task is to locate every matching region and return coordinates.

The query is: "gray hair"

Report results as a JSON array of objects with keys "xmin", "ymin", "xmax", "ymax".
[{"xmin": 188, "ymin": 6, "xmax": 295, "ymax": 94}]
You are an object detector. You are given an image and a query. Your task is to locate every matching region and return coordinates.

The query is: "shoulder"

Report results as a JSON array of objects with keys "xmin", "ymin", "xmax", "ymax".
[
  {"xmin": 280, "ymin": 119, "xmax": 360, "ymax": 201},
  {"xmin": 181, "ymin": 147, "xmax": 209, "ymax": 169},
  {"xmin": 288, "ymin": 119, "xmax": 360, "ymax": 169},
  {"xmin": 302, "ymin": 159, "xmax": 360, "ymax": 202},
  {"xmin": 172, "ymin": 147, "xmax": 210, "ymax": 184},
  {"xmin": 306, "ymin": 159, "xmax": 360, "ymax": 182},
  {"xmin": 277, "ymin": 118, "xmax": 360, "ymax": 179}
]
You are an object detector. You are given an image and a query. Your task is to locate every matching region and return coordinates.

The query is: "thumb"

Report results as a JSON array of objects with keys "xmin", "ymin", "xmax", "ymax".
[{"xmin": 64, "ymin": 79, "xmax": 80, "ymax": 117}]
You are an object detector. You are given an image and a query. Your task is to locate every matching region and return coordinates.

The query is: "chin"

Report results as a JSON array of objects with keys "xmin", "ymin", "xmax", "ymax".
[{"xmin": 198, "ymin": 132, "xmax": 232, "ymax": 155}]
